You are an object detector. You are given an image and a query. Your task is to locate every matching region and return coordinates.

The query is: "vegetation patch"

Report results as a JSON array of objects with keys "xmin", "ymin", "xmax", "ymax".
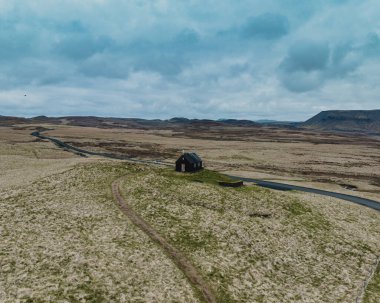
[
  {"xmin": 363, "ymin": 258, "xmax": 380, "ymax": 303},
  {"xmin": 0, "ymin": 157, "xmax": 199, "ymax": 302},
  {"xmin": 1, "ymin": 129, "xmax": 379, "ymax": 302},
  {"xmin": 119, "ymin": 167, "xmax": 380, "ymax": 302},
  {"xmin": 163, "ymin": 168, "xmax": 236, "ymax": 185}
]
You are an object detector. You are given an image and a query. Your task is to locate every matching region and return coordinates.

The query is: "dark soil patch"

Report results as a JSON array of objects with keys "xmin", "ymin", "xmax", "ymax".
[{"xmin": 339, "ymin": 183, "xmax": 358, "ymax": 190}]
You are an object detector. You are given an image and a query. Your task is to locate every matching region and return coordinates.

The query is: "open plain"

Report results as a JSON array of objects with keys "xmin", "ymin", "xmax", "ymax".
[
  {"xmin": 2, "ymin": 0, "xmax": 380, "ymax": 301},
  {"xmin": 1, "ymin": 123, "xmax": 379, "ymax": 302},
  {"xmin": 35, "ymin": 121, "xmax": 380, "ymax": 201}
]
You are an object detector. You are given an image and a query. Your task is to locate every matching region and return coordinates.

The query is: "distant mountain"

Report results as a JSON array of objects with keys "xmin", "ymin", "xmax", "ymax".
[
  {"xmin": 0, "ymin": 115, "xmax": 29, "ymax": 125},
  {"xmin": 216, "ymin": 119, "xmax": 259, "ymax": 126},
  {"xmin": 2, "ymin": 112, "xmax": 379, "ymax": 134},
  {"xmin": 168, "ymin": 117, "xmax": 190, "ymax": 123},
  {"xmin": 254, "ymin": 119, "xmax": 300, "ymax": 127},
  {"xmin": 0, "ymin": 115, "xmax": 260, "ymax": 128},
  {"xmin": 302, "ymin": 110, "xmax": 380, "ymax": 133},
  {"xmin": 254, "ymin": 119, "xmax": 279, "ymax": 123}
]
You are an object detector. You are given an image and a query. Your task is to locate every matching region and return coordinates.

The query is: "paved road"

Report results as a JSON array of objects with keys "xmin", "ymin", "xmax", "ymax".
[
  {"xmin": 229, "ymin": 176, "xmax": 380, "ymax": 212},
  {"xmin": 31, "ymin": 131, "xmax": 380, "ymax": 212},
  {"xmin": 31, "ymin": 131, "xmax": 168, "ymax": 166}
]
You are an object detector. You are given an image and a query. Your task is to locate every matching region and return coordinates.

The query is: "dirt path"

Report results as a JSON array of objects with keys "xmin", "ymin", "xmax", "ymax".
[{"xmin": 111, "ymin": 177, "xmax": 217, "ymax": 303}]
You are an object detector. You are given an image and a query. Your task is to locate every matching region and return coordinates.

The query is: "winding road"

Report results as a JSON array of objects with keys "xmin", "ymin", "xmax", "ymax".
[
  {"xmin": 229, "ymin": 176, "xmax": 380, "ymax": 212},
  {"xmin": 32, "ymin": 131, "xmax": 380, "ymax": 212}
]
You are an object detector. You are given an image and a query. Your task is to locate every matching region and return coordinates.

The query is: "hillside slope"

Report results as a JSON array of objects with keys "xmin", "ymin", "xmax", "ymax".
[
  {"xmin": 302, "ymin": 110, "xmax": 380, "ymax": 133},
  {"xmin": 118, "ymin": 167, "xmax": 380, "ymax": 302}
]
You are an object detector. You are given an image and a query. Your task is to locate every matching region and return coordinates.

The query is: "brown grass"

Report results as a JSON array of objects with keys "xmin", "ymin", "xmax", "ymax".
[
  {"xmin": 30, "ymin": 124, "xmax": 380, "ymax": 201},
  {"xmin": 0, "ymin": 163, "xmax": 200, "ymax": 302},
  {"xmin": 117, "ymin": 167, "xmax": 380, "ymax": 302},
  {"xmin": 1, "ymin": 125, "xmax": 379, "ymax": 302}
]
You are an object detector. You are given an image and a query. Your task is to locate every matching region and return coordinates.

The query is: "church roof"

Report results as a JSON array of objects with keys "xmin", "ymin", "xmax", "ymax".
[{"xmin": 176, "ymin": 152, "xmax": 202, "ymax": 164}]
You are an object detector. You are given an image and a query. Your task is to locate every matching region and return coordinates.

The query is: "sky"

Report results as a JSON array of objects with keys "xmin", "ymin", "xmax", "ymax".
[{"xmin": 0, "ymin": 0, "xmax": 379, "ymax": 121}]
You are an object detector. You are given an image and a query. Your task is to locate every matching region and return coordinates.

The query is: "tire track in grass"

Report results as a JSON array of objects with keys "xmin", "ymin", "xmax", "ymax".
[{"xmin": 111, "ymin": 177, "xmax": 217, "ymax": 303}]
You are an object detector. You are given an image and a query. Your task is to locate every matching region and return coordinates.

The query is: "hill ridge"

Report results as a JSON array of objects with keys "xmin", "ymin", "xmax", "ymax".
[{"xmin": 302, "ymin": 109, "xmax": 380, "ymax": 133}]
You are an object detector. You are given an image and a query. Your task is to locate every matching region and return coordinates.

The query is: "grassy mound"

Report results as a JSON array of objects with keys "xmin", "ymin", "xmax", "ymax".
[{"xmin": 119, "ymin": 167, "xmax": 380, "ymax": 302}]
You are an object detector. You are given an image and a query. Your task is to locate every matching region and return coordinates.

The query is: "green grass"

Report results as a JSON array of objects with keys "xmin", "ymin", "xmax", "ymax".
[
  {"xmin": 1, "ymin": 161, "xmax": 201, "ymax": 302},
  {"xmin": 363, "ymin": 259, "xmax": 380, "ymax": 303},
  {"xmin": 174, "ymin": 228, "xmax": 218, "ymax": 252},
  {"xmin": 100, "ymin": 164, "xmax": 380, "ymax": 302},
  {"xmin": 285, "ymin": 199, "xmax": 312, "ymax": 216},
  {"xmin": 285, "ymin": 199, "xmax": 331, "ymax": 233},
  {"xmin": 163, "ymin": 168, "xmax": 238, "ymax": 185}
]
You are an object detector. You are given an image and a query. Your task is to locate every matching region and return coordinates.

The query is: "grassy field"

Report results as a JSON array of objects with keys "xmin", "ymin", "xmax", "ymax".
[
  {"xmin": 364, "ymin": 259, "xmax": 380, "ymax": 303},
  {"xmin": 0, "ymin": 141, "xmax": 199, "ymax": 301},
  {"xmin": 118, "ymin": 167, "xmax": 380, "ymax": 302},
  {"xmin": 1, "ymin": 126, "xmax": 379, "ymax": 302},
  {"xmin": 40, "ymin": 124, "xmax": 380, "ymax": 201}
]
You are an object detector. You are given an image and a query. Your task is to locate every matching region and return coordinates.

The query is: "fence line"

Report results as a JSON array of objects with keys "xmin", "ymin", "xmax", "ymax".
[{"xmin": 355, "ymin": 255, "xmax": 380, "ymax": 303}]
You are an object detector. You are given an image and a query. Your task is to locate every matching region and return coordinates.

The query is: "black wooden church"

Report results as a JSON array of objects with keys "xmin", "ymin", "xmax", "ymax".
[{"xmin": 175, "ymin": 152, "xmax": 203, "ymax": 172}]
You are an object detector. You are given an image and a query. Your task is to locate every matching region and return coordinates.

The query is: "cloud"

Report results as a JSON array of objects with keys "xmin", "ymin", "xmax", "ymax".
[
  {"xmin": 329, "ymin": 42, "xmax": 361, "ymax": 77},
  {"xmin": 0, "ymin": 23, "xmax": 34, "ymax": 60},
  {"xmin": 241, "ymin": 13, "xmax": 289, "ymax": 40},
  {"xmin": 55, "ymin": 20, "xmax": 87, "ymax": 33},
  {"xmin": 128, "ymin": 29, "xmax": 201, "ymax": 76},
  {"xmin": 79, "ymin": 54, "xmax": 130, "ymax": 79},
  {"xmin": 278, "ymin": 40, "xmax": 330, "ymax": 91},
  {"xmin": 361, "ymin": 32, "xmax": 380, "ymax": 58},
  {"xmin": 280, "ymin": 41, "xmax": 330, "ymax": 72},
  {"xmin": 279, "ymin": 70, "xmax": 325, "ymax": 93},
  {"xmin": 54, "ymin": 34, "xmax": 114, "ymax": 60},
  {"xmin": 278, "ymin": 39, "xmax": 369, "ymax": 92},
  {"xmin": 0, "ymin": 0, "xmax": 379, "ymax": 120},
  {"xmin": 172, "ymin": 28, "xmax": 200, "ymax": 48},
  {"xmin": 135, "ymin": 52, "xmax": 185, "ymax": 76}
]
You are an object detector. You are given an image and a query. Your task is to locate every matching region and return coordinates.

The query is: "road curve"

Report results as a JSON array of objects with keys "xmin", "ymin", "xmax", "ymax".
[
  {"xmin": 228, "ymin": 176, "xmax": 380, "ymax": 212},
  {"xmin": 112, "ymin": 177, "xmax": 217, "ymax": 303}
]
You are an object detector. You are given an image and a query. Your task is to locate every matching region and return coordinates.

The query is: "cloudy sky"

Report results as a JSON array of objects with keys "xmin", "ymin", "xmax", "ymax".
[{"xmin": 0, "ymin": 0, "xmax": 379, "ymax": 121}]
